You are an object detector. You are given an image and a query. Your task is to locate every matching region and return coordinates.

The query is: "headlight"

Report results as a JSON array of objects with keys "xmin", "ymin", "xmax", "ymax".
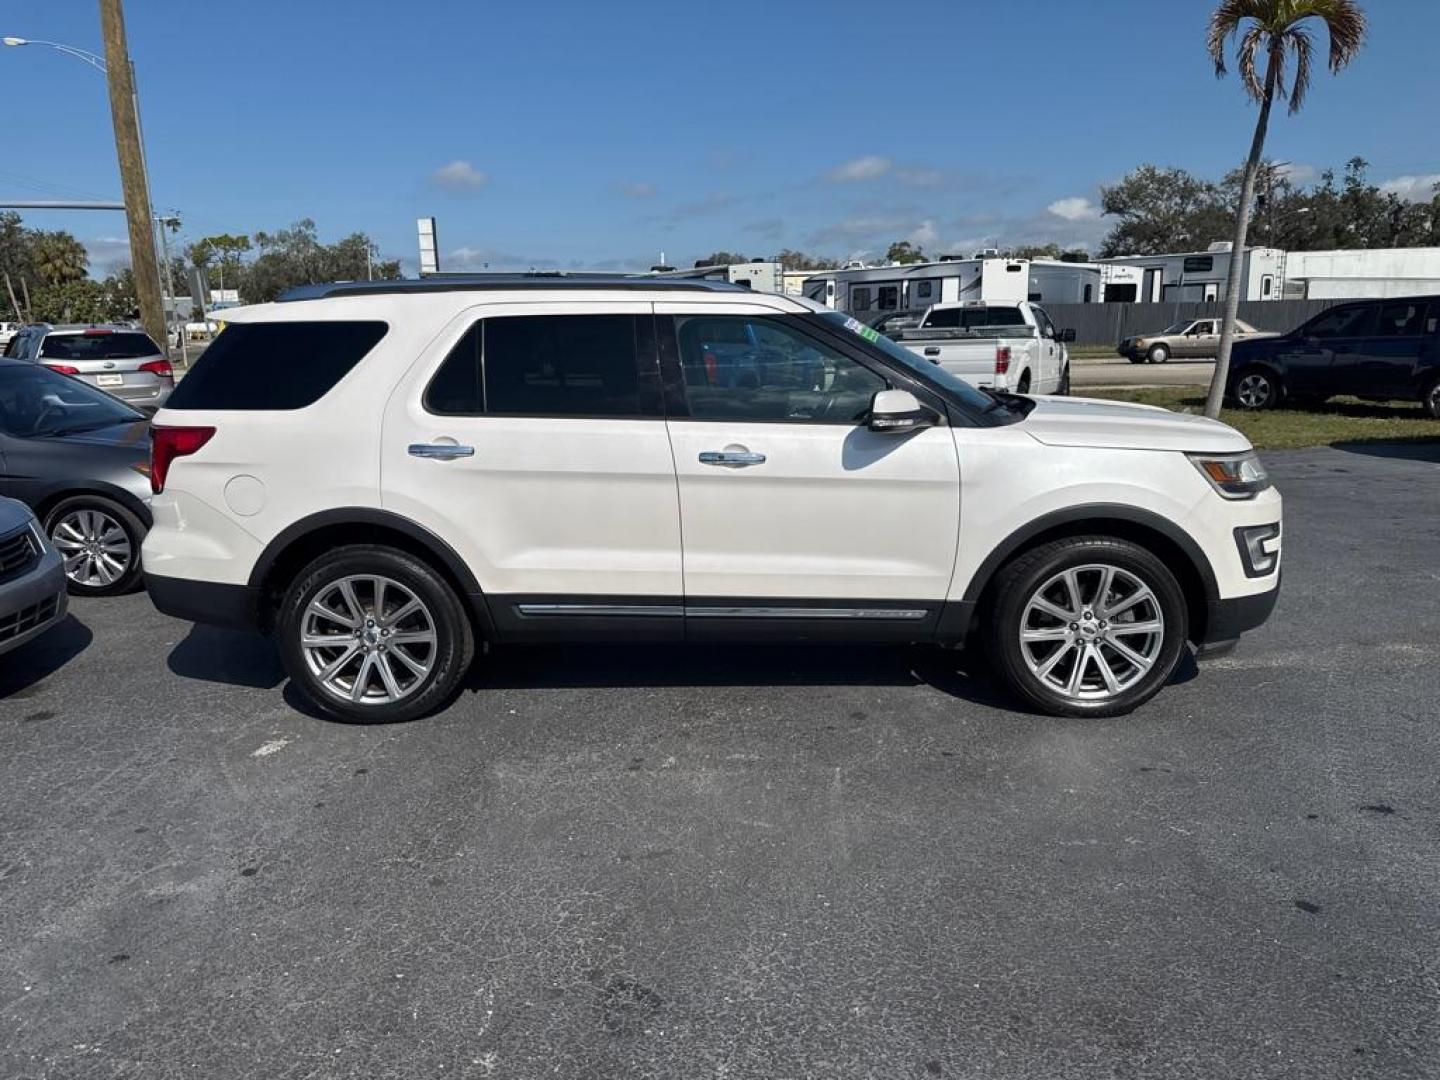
[
  {"xmin": 1188, "ymin": 451, "xmax": 1270, "ymax": 500},
  {"xmin": 1133, "ymin": 338, "xmax": 1147, "ymax": 348}
]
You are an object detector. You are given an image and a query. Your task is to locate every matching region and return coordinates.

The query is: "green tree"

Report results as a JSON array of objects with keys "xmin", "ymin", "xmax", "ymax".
[
  {"xmin": 775, "ymin": 249, "xmax": 840, "ymax": 271},
  {"xmin": 1099, "ymin": 166, "xmax": 1232, "ymax": 255},
  {"xmin": 1204, "ymin": 0, "xmax": 1367, "ymax": 419},
  {"xmin": 239, "ymin": 219, "xmax": 400, "ymax": 303},
  {"xmin": 29, "ymin": 230, "xmax": 89, "ymax": 287},
  {"xmin": 694, "ymin": 251, "xmax": 748, "ymax": 267},
  {"xmin": 886, "ymin": 240, "xmax": 926, "ymax": 264},
  {"xmin": 187, "ymin": 232, "xmax": 252, "ymax": 299}
]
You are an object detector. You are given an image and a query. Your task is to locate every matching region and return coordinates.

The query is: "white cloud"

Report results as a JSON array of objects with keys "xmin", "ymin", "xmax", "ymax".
[
  {"xmin": 896, "ymin": 167, "xmax": 942, "ymax": 187},
  {"xmin": 431, "ymin": 160, "xmax": 488, "ymax": 191},
  {"xmin": 1046, "ymin": 197, "xmax": 1100, "ymax": 221},
  {"xmin": 1276, "ymin": 162, "xmax": 1318, "ymax": 184},
  {"xmin": 825, "ymin": 155, "xmax": 892, "ymax": 183},
  {"xmin": 618, "ymin": 181, "xmax": 655, "ymax": 198},
  {"xmin": 908, "ymin": 220, "xmax": 940, "ymax": 248},
  {"xmin": 1379, "ymin": 173, "xmax": 1440, "ymax": 203}
]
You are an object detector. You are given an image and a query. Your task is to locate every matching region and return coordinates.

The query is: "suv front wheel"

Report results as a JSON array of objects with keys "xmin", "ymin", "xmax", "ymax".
[
  {"xmin": 987, "ymin": 537, "xmax": 1187, "ymax": 718},
  {"xmin": 277, "ymin": 545, "xmax": 475, "ymax": 724}
]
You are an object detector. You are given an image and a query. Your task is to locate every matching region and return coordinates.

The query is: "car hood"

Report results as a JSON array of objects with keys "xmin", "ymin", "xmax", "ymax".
[
  {"xmin": 1017, "ymin": 395, "xmax": 1251, "ymax": 453},
  {"xmin": 0, "ymin": 495, "xmax": 34, "ymax": 532}
]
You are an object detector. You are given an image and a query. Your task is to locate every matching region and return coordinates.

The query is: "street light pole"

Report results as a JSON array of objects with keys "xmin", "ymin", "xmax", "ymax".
[{"xmin": 97, "ymin": 0, "xmax": 166, "ymax": 352}]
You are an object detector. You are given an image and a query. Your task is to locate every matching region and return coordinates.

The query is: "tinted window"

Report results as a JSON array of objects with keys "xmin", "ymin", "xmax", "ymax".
[
  {"xmin": 1183, "ymin": 255, "xmax": 1214, "ymax": 273},
  {"xmin": 3, "ymin": 333, "xmax": 21, "ymax": 358},
  {"xmin": 916, "ymin": 281, "xmax": 933, "ymax": 299},
  {"xmin": 1303, "ymin": 306, "xmax": 1376, "ymax": 340},
  {"xmin": 0, "ymin": 363, "xmax": 143, "ymax": 436},
  {"xmin": 425, "ymin": 324, "xmax": 482, "ymax": 414},
  {"xmin": 924, "ymin": 308, "xmax": 961, "ymax": 329},
  {"xmin": 40, "ymin": 332, "xmax": 159, "ymax": 360},
  {"xmin": 1374, "ymin": 301, "xmax": 1426, "ymax": 337},
  {"xmin": 483, "ymin": 315, "xmax": 641, "ymax": 417},
  {"xmin": 851, "ymin": 288, "xmax": 871, "ymax": 311},
  {"xmin": 877, "ymin": 285, "xmax": 899, "ymax": 310},
  {"xmin": 166, "ymin": 321, "xmax": 387, "ymax": 410},
  {"xmin": 676, "ymin": 315, "xmax": 886, "ymax": 423}
]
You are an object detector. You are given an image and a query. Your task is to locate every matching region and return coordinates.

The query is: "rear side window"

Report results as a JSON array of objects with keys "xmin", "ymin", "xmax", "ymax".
[
  {"xmin": 424, "ymin": 315, "xmax": 643, "ymax": 418},
  {"xmin": 41, "ymin": 332, "xmax": 159, "ymax": 360},
  {"xmin": 923, "ymin": 308, "xmax": 961, "ymax": 329},
  {"xmin": 1303, "ymin": 306, "xmax": 1375, "ymax": 340},
  {"xmin": 1373, "ymin": 301, "xmax": 1426, "ymax": 337},
  {"xmin": 165, "ymin": 321, "xmax": 387, "ymax": 410}
]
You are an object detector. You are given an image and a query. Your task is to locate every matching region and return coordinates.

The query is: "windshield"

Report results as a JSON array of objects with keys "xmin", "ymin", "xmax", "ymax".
[
  {"xmin": 0, "ymin": 363, "xmax": 144, "ymax": 437},
  {"xmin": 1159, "ymin": 320, "xmax": 1193, "ymax": 335},
  {"xmin": 816, "ymin": 310, "xmax": 998, "ymax": 416}
]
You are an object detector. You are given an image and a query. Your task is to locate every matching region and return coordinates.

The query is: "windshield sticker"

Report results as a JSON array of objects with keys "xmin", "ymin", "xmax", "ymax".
[{"xmin": 843, "ymin": 316, "xmax": 881, "ymax": 343}]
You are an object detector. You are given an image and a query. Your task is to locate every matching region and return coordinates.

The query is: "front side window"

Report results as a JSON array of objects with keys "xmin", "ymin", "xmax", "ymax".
[
  {"xmin": 1303, "ymin": 306, "xmax": 1376, "ymax": 340},
  {"xmin": 425, "ymin": 315, "xmax": 643, "ymax": 418},
  {"xmin": 1374, "ymin": 301, "xmax": 1426, "ymax": 337},
  {"xmin": 675, "ymin": 315, "xmax": 886, "ymax": 424},
  {"xmin": 1192, "ymin": 321, "xmax": 1215, "ymax": 335}
]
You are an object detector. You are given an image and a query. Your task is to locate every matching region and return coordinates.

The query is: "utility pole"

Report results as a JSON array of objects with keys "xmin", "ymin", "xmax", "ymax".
[{"xmin": 98, "ymin": 0, "xmax": 165, "ymax": 350}]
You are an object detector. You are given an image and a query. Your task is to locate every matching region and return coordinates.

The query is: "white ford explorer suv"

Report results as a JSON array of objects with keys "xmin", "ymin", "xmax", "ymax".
[{"xmin": 142, "ymin": 277, "xmax": 1281, "ymax": 724}]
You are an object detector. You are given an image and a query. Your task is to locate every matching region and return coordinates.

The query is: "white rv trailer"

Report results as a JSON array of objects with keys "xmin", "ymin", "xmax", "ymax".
[
  {"xmin": 801, "ymin": 257, "xmax": 1107, "ymax": 317},
  {"xmin": 649, "ymin": 260, "xmax": 784, "ymax": 293},
  {"xmin": 1096, "ymin": 243, "xmax": 1286, "ymax": 303},
  {"xmin": 1281, "ymin": 247, "xmax": 1440, "ymax": 300}
]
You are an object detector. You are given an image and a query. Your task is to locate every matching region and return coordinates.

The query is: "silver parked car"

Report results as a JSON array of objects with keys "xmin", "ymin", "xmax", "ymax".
[
  {"xmin": 4, "ymin": 323, "xmax": 173, "ymax": 409},
  {"xmin": 0, "ymin": 359, "xmax": 153, "ymax": 595},
  {"xmin": 0, "ymin": 495, "xmax": 67, "ymax": 656},
  {"xmin": 1118, "ymin": 317, "xmax": 1276, "ymax": 364}
]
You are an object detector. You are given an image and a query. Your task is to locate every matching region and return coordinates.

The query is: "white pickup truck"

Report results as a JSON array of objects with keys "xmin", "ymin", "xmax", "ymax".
[{"xmin": 895, "ymin": 300, "xmax": 1074, "ymax": 395}]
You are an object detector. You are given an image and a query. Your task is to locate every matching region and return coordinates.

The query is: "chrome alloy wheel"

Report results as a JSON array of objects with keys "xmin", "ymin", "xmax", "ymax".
[
  {"xmin": 301, "ymin": 575, "xmax": 438, "ymax": 706},
  {"xmin": 51, "ymin": 508, "xmax": 132, "ymax": 589},
  {"xmin": 1236, "ymin": 373, "xmax": 1273, "ymax": 408},
  {"xmin": 1019, "ymin": 563, "xmax": 1165, "ymax": 702}
]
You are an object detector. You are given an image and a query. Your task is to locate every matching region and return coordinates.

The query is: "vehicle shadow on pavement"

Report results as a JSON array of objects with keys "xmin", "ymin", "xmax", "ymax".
[
  {"xmin": 1332, "ymin": 438, "xmax": 1440, "ymax": 464},
  {"xmin": 166, "ymin": 624, "xmax": 285, "ymax": 689},
  {"xmin": 466, "ymin": 642, "xmax": 1018, "ymax": 712},
  {"xmin": 0, "ymin": 615, "xmax": 93, "ymax": 700}
]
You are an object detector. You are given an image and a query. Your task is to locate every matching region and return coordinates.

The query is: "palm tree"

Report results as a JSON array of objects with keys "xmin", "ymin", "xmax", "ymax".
[
  {"xmin": 30, "ymin": 231, "xmax": 89, "ymax": 287},
  {"xmin": 1203, "ymin": 0, "xmax": 1367, "ymax": 419}
]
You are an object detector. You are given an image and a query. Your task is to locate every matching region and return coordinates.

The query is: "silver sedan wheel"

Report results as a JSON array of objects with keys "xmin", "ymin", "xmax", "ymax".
[
  {"xmin": 51, "ymin": 508, "xmax": 132, "ymax": 589},
  {"xmin": 1019, "ymin": 563, "xmax": 1165, "ymax": 702},
  {"xmin": 301, "ymin": 574, "xmax": 438, "ymax": 707},
  {"xmin": 1236, "ymin": 373, "xmax": 1273, "ymax": 408}
]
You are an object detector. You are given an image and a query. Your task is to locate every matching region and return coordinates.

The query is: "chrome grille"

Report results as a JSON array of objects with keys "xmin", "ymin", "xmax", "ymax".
[{"xmin": 0, "ymin": 524, "xmax": 39, "ymax": 583}]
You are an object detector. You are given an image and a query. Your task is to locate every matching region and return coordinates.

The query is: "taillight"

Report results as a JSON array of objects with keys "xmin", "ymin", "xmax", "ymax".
[
  {"xmin": 44, "ymin": 363, "xmax": 80, "ymax": 375},
  {"xmin": 138, "ymin": 358, "xmax": 173, "ymax": 378},
  {"xmin": 994, "ymin": 346, "xmax": 1012, "ymax": 375},
  {"xmin": 150, "ymin": 425, "xmax": 215, "ymax": 495}
]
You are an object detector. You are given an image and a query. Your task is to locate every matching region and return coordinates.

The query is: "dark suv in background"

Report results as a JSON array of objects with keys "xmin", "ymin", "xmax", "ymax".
[
  {"xmin": 1226, "ymin": 296, "xmax": 1440, "ymax": 416},
  {"xmin": 4, "ymin": 324, "xmax": 173, "ymax": 411}
]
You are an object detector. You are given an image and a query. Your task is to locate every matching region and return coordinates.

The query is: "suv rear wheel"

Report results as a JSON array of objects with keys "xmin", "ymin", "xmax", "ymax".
[
  {"xmin": 987, "ymin": 536, "xmax": 1187, "ymax": 718},
  {"xmin": 1421, "ymin": 377, "xmax": 1440, "ymax": 419},
  {"xmin": 45, "ymin": 495, "xmax": 145, "ymax": 596},
  {"xmin": 1233, "ymin": 366, "xmax": 1280, "ymax": 410},
  {"xmin": 277, "ymin": 545, "xmax": 475, "ymax": 724}
]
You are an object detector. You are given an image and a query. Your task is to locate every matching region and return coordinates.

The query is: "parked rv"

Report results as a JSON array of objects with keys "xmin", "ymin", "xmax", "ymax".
[
  {"xmin": 803, "ymin": 257, "xmax": 1106, "ymax": 319},
  {"xmin": 895, "ymin": 301, "xmax": 1074, "ymax": 395}
]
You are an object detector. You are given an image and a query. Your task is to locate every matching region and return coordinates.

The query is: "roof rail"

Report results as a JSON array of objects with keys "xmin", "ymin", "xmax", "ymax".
[{"xmin": 277, "ymin": 274, "xmax": 750, "ymax": 302}]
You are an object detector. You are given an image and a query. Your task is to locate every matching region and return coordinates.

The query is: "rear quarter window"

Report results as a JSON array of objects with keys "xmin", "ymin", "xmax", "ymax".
[{"xmin": 165, "ymin": 321, "xmax": 388, "ymax": 410}]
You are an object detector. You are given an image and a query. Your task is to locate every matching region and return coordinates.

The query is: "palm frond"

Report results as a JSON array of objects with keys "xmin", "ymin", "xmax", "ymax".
[
  {"xmin": 1286, "ymin": 26, "xmax": 1315, "ymax": 112},
  {"xmin": 1236, "ymin": 24, "xmax": 1269, "ymax": 101},
  {"xmin": 1304, "ymin": 0, "xmax": 1368, "ymax": 71},
  {"xmin": 1206, "ymin": 0, "xmax": 1267, "ymax": 76}
]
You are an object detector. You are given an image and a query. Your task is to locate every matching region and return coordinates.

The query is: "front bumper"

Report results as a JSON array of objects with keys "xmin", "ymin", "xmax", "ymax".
[
  {"xmin": 0, "ymin": 551, "xmax": 68, "ymax": 656},
  {"xmin": 1195, "ymin": 576, "xmax": 1280, "ymax": 658}
]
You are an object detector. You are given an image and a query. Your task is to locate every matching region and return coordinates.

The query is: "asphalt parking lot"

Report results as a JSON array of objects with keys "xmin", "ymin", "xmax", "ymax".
[{"xmin": 3, "ymin": 445, "xmax": 1438, "ymax": 1079}]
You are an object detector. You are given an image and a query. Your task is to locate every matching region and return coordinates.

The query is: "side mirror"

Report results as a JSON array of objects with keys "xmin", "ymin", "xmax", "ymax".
[
  {"xmin": 869, "ymin": 389, "xmax": 934, "ymax": 434},
  {"xmin": 1059, "ymin": 327, "xmax": 1076, "ymax": 343},
  {"xmin": 1041, "ymin": 325, "xmax": 1055, "ymax": 339}
]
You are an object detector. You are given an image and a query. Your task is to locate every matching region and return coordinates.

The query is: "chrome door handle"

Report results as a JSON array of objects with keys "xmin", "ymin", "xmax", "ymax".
[
  {"xmin": 408, "ymin": 442, "xmax": 475, "ymax": 460},
  {"xmin": 699, "ymin": 450, "xmax": 766, "ymax": 468}
]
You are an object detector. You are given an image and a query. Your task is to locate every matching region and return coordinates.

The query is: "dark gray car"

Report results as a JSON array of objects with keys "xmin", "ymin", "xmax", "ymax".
[
  {"xmin": 0, "ymin": 359, "xmax": 153, "ymax": 596},
  {"xmin": 4, "ymin": 323, "xmax": 173, "ymax": 410},
  {"xmin": 0, "ymin": 495, "xmax": 67, "ymax": 655}
]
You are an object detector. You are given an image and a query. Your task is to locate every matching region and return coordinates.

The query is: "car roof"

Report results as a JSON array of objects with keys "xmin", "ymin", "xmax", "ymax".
[{"xmin": 277, "ymin": 274, "xmax": 752, "ymax": 302}]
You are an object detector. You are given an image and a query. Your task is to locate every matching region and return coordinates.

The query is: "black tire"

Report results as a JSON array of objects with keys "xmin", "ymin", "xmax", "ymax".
[
  {"xmin": 985, "ymin": 536, "xmax": 1188, "ymax": 719},
  {"xmin": 277, "ymin": 545, "xmax": 475, "ymax": 724},
  {"xmin": 1058, "ymin": 364, "xmax": 1071, "ymax": 396},
  {"xmin": 44, "ymin": 494, "xmax": 146, "ymax": 597},
  {"xmin": 1421, "ymin": 377, "xmax": 1440, "ymax": 419},
  {"xmin": 1147, "ymin": 344, "xmax": 1169, "ymax": 364},
  {"xmin": 1231, "ymin": 366, "xmax": 1280, "ymax": 410},
  {"xmin": 1127, "ymin": 355, "xmax": 1146, "ymax": 365},
  {"xmin": 1016, "ymin": 371, "xmax": 1032, "ymax": 394}
]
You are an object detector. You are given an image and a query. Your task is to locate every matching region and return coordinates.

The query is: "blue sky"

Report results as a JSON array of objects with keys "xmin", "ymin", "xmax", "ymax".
[{"xmin": 5, "ymin": 0, "xmax": 1439, "ymax": 275}]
